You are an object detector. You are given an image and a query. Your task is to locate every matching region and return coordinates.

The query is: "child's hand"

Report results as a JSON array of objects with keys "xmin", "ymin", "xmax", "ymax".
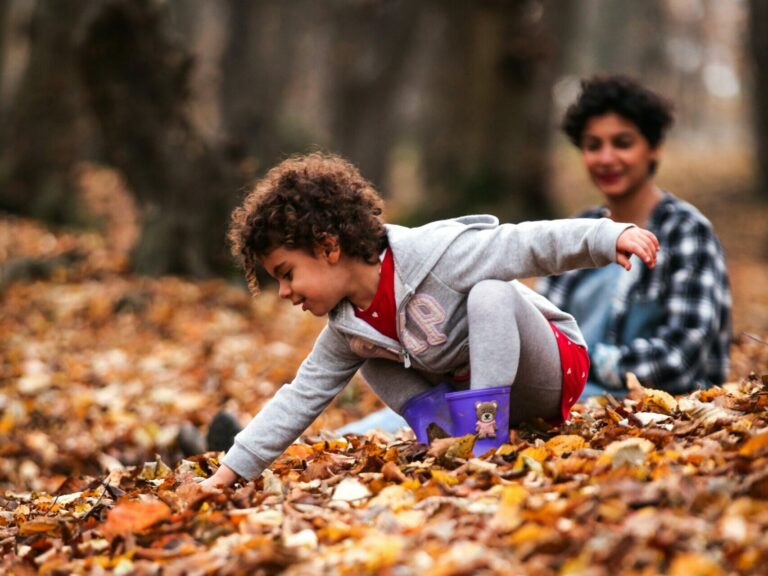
[
  {"xmin": 198, "ymin": 464, "xmax": 239, "ymax": 490},
  {"xmin": 616, "ymin": 227, "xmax": 659, "ymax": 271}
]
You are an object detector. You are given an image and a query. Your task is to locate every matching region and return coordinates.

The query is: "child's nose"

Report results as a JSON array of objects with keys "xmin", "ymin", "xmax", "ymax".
[{"xmin": 278, "ymin": 281, "xmax": 291, "ymax": 299}]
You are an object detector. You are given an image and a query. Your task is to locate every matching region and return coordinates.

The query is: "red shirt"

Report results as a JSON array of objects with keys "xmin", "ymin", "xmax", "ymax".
[
  {"xmin": 549, "ymin": 322, "xmax": 590, "ymax": 422},
  {"xmin": 354, "ymin": 248, "xmax": 398, "ymax": 341}
]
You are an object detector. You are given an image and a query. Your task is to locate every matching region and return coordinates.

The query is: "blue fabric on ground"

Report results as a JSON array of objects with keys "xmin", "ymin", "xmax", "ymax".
[
  {"xmin": 335, "ymin": 407, "xmax": 408, "ymax": 435},
  {"xmin": 580, "ymin": 380, "xmax": 629, "ymax": 400}
]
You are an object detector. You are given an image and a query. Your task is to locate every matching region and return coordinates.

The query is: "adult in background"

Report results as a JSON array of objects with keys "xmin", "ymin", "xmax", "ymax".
[{"xmin": 538, "ymin": 75, "xmax": 732, "ymax": 397}]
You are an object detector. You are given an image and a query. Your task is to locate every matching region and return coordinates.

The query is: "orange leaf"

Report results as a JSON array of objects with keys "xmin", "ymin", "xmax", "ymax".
[
  {"xmin": 19, "ymin": 518, "xmax": 61, "ymax": 536},
  {"xmin": 102, "ymin": 499, "xmax": 172, "ymax": 540},
  {"xmin": 739, "ymin": 432, "xmax": 768, "ymax": 458},
  {"xmin": 283, "ymin": 444, "xmax": 316, "ymax": 461}
]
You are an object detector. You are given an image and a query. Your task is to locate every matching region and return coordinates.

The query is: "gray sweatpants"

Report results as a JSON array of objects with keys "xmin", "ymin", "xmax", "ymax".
[{"xmin": 360, "ymin": 280, "xmax": 563, "ymax": 425}]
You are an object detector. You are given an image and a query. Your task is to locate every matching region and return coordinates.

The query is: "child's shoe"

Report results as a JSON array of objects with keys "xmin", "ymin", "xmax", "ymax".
[
  {"xmin": 445, "ymin": 385, "xmax": 510, "ymax": 455},
  {"xmin": 400, "ymin": 382, "xmax": 454, "ymax": 443}
]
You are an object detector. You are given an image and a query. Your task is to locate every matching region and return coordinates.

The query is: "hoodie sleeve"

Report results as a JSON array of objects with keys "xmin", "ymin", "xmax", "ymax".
[
  {"xmin": 222, "ymin": 323, "xmax": 362, "ymax": 479},
  {"xmin": 434, "ymin": 218, "xmax": 632, "ymax": 293}
]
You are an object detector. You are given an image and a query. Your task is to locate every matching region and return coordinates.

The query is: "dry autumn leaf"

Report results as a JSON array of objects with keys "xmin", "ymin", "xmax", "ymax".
[{"xmin": 101, "ymin": 499, "xmax": 172, "ymax": 540}]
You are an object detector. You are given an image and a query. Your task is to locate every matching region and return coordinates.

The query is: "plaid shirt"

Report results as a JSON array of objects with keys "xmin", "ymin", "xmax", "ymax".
[{"xmin": 538, "ymin": 192, "xmax": 732, "ymax": 394}]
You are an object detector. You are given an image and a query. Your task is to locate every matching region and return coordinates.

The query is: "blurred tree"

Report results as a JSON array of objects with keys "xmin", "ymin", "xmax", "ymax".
[
  {"xmin": 0, "ymin": 3, "xmax": 7, "ymax": 99},
  {"xmin": 410, "ymin": 0, "xmax": 574, "ymax": 222},
  {"xmin": 219, "ymin": 0, "xmax": 572, "ymax": 224},
  {"xmin": 78, "ymin": 0, "xmax": 240, "ymax": 276},
  {"xmin": 0, "ymin": 0, "xmax": 92, "ymax": 223},
  {"xmin": 749, "ymin": 0, "xmax": 768, "ymax": 199}
]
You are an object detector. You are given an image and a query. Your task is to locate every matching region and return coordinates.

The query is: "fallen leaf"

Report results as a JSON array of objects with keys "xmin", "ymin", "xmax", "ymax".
[
  {"xmin": 738, "ymin": 431, "xmax": 768, "ymax": 457},
  {"xmin": 427, "ymin": 434, "xmax": 476, "ymax": 463},
  {"xmin": 430, "ymin": 469, "xmax": 459, "ymax": 487},
  {"xmin": 643, "ymin": 388, "xmax": 678, "ymax": 413},
  {"xmin": 101, "ymin": 499, "xmax": 172, "ymax": 540},
  {"xmin": 545, "ymin": 434, "xmax": 586, "ymax": 456},
  {"xmin": 330, "ymin": 478, "xmax": 371, "ymax": 502},
  {"xmin": 601, "ymin": 438, "xmax": 655, "ymax": 469}
]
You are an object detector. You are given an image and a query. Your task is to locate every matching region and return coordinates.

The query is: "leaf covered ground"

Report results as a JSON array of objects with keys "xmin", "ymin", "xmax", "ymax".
[{"xmin": 1, "ymin": 206, "xmax": 768, "ymax": 575}]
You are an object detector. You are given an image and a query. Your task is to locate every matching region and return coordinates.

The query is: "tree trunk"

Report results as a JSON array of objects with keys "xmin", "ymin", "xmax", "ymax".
[
  {"xmin": 749, "ymin": 0, "xmax": 768, "ymax": 199},
  {"xmin": 326, "ymin": 1, "xmax": 421, "ymax": 191},
  {"xmin": 0, "ymin": 0, "xmax": 92, "ymax": 223},
  {"xmin": 411, "ymin": 0, "xmax": 571, "ymax": 223},
  {"xmin": 78, "ymin": 0, "xmax": 239, "ymax": 276},
  {"xmin": 220, "ymin": 0, "xmax": 570, "ymax": 223}
]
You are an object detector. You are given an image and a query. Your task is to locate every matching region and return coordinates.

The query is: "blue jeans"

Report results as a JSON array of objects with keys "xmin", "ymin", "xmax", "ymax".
[{"xmin": 580, "ymin": 380, "xmax": 628, "ymax": 400}]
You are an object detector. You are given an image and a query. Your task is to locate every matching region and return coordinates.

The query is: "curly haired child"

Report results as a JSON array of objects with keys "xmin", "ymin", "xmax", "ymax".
[{"xmin": 201, "ymin": 152, "xmax": 658, "ymax": 488}]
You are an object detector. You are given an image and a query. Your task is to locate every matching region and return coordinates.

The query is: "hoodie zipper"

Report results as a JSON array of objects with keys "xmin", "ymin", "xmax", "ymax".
[{"xmin": 397, "ymin": 288, "xmax": 413, "ymax": 368}]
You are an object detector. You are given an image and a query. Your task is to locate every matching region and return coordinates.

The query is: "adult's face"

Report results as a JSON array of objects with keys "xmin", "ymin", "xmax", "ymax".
[{"xmin": 580, "ymin": 112, "xmax": 659, "ymax": 199}]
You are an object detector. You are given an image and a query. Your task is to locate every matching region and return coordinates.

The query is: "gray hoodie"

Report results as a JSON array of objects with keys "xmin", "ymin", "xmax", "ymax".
[{"xmin": 223, "ymin": 215, "xmax": 631, "ymax": 478}]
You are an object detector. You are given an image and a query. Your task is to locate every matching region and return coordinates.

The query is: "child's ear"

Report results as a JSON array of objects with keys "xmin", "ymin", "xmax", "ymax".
[{"xmin": 317, "ymin": 235, "xmax": 341, "ymax": 263}]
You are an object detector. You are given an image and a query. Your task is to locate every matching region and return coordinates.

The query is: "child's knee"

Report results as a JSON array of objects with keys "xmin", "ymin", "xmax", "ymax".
[{"xmin": 467, "ymin": 279, "xmax": 518, "ymax": 314}]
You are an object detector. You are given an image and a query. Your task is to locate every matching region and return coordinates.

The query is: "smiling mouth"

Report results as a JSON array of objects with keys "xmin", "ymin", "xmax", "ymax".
[{"xmin": 597, "ymin": 173, "xmax": 622, "ymax": 182}]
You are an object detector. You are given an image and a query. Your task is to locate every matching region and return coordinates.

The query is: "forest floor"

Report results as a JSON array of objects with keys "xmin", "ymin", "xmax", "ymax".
[{"xmin": 1, "ymin": 155, "xmax": 767, "ymax": 575}]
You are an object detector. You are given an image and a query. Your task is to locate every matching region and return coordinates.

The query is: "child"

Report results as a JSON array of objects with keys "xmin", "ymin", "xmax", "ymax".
[{"xmin": 201, "ymin": 153, "xmax": 658, "ymax": 488}]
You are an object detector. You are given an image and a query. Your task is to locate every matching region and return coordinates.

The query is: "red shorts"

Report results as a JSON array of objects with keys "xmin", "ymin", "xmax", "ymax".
[{"xmin": 549, "ymin": 322, "xmax": 590, "ymax": 422}]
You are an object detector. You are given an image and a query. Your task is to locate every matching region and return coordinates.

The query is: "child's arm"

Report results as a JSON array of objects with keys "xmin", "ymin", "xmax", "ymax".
[
  {"xmin": 434, "ymin": 218, "xmax": 654, "ymax": 291},
  {"xmin": 206, "ymin": 324, "xmax": 363, "ymax": 487}
]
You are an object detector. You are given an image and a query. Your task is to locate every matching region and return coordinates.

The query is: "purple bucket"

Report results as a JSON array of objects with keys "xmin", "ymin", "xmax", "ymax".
[
  {"xmin": 445, "ymin": 386, "xmax": 510, "ymax": 455},
  {"xmin": 400, "ymin": 382, "xmax": 454, "ymax": 443}
]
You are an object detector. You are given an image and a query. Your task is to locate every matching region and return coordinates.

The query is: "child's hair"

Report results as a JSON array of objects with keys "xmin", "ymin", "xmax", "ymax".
[
  {"xmin": 229, "ymin": 153, "xmax": 387, "ymax": 293},
  {"xmin": 562, "ymin": 75, "xmax": 675, "ymax": 149}
]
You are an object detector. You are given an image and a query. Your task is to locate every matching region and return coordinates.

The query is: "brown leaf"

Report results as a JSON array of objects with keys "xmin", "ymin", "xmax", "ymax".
[{"xmin": 382, "ymin": 461, "xmax": 407, "ymax": 483}]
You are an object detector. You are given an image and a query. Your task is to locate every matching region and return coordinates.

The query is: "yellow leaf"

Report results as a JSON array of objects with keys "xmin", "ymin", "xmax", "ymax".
[
  {"xmin": 545, "ymin": 434, "xmax": 586, "ymax": 457},
  {"xmin": 512, "ymin": 446, "xmax": 548, "ymax": 472},
  {"xmin": 668, "ymin": 552, "xmax": 725, "ymax": 576},
  {"xmin": 643, "ymin": 388, "xmax": 678, "ymax": 413},
  {"xmin": 360, "ymin": 533, "xmax": 405, "ymax": 572},
  {"xmin": 490, "ymin": 487, "xmax": 524, "ymax": 532},
  {"xmin": 500, "ymin": 484, "xmax": 528, "ymax": 506},
  {"xmin": 427, "ymin": 434, "xmax": 476, "ymax": 461},
  {"xmin": 430, "ymin": 469, "xmax": 459, "ymax": 486},
  {"xmin": 139, "ymin": 458, "xmax": 172, "ymax": 481},
  {"xmin": 508, "ymin": 523, "xmax": 552, "ymax": 545}
]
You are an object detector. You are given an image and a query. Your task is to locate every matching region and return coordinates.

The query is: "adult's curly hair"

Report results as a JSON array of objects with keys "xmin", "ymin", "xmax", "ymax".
[
  {"xmin": 562, "ymin": 75, "xmax": 675, "ymax": 149},
  {"xmin": 229, "ymin": 153, "xmax": 388, "ymax": 294}
]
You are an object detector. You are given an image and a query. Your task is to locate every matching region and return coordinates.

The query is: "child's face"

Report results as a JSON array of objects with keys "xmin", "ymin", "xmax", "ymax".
[
  {"xmin": 261, "ymin": 244, "xmax": 348, "ymax": 317},
  {"xmin": 580, "ymin": 112, "xmax": 659, "ymax": 199}
]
